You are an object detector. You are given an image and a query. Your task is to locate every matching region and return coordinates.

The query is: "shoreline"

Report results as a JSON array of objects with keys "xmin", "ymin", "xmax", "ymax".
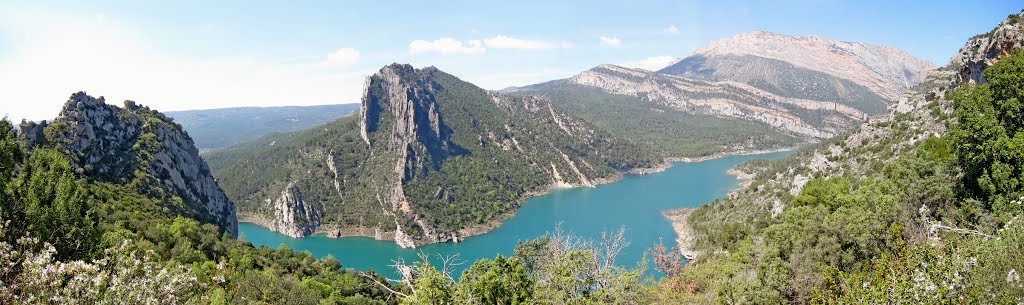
[
  {"xmin": 237, "ymin": 160, "xmax": 672, "ymax": 245},
  {"xmin": 666, "ymin": 146, "xmax": 798, "ymax": 163},
  {"xmin": 241, "ymin": 146, "xmax": 795, "ymax": 247},
  {"xmin": 661, "ymin": 209, "xmax": 698, "ymax": 260},
  {"xmin": 660, "ymin": 145, "xmax": 798, "ymax": 259}
]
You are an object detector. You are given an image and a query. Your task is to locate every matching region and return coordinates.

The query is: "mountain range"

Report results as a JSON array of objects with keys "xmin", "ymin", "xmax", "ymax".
[
  {"xmin": 165, "ymin": 104, "xmax": 359, "ymax": 151},
  {"xmin": 507, "ymin": 31, "xmax": 934, "ymax": 158}
]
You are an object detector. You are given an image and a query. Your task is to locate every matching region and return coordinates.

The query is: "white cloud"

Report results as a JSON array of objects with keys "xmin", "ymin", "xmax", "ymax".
[
  {"xmin": 599, "ymin": 36, "xmax": 622, "ymax": 47},
  {"xmin": 664, "ymin": 25, "xmax": 680, "ymax": 35},
  {"xmin": 0, "ymin": 10, "xmax": 366, "ymax": 122},
  {"xmin": 408, "ymin": 38, "xmax": 485, "ymax": 55},
  {"xmin": 326, "ymin": 48, "xmax": 360, "ymax": 66},
  {"xmin": 483, "ymin": 35, "xmax": 568, "ymax": 50},
  {"xmin": 621, "ymin": 55, "xmax": 678, "ymax": 71}
]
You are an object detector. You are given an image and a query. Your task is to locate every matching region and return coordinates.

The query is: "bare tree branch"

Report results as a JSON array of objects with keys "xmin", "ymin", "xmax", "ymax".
[
  {"xmin": 358, "ymin": 271, "xmax": 409, "ymax": 298},
  {"xmin": 438, "ymin": 253, "xmax": 466, "ymax": 283}
]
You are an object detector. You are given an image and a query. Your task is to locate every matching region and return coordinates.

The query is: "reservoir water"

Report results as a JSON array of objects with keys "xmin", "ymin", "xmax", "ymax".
[{"xmin": 239, "ymin": 151, "xmax": 790, "ymax": 279}]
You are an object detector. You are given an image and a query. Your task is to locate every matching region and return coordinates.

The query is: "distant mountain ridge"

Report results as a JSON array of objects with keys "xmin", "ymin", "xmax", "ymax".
[
  {"xmin": 567, "ymin": 64, "xmax": 866, "ymax": 138},
  {"xmin": 166, "ymin": 104, "xmax": 358, "ymax": 151},
  {"xmin": 662, "ymin": 31, "xmax": 936, "ymax": 100}
]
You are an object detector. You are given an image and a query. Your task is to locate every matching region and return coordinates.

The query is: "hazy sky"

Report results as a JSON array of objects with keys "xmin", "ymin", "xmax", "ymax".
[{"xmin": 1, "ymin": 0, "xmax": 1021, "ymax": 121}]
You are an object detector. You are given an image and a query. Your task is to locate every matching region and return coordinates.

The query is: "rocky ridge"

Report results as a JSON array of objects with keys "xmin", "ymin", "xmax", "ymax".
[
  {"xmin": 568, "ymin": 64, "xmax": 864, "ymax": 139},
  {"xmin": 20, "ymin": 92, "xmax": 238, "ymax": 235}
]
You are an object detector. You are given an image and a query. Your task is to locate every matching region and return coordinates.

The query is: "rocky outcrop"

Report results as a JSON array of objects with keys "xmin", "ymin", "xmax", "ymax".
[
  {"xmin": 950, "ymin": 12, "xmax": 1024, "ymax": 85},
  {"xmin": 266, "ymin": 182, "xmax": 321, "ymax": 237},
  {"xmin": 23, "ymin": 92, "xmax": 238, "ymax": 235},
  {"xmin": 663, "ymin": 31, "xmax": 935, "ymax": 100},
  {"xmin": 661, "ymin": 209, "xmax": 699, "ymax": 260},
  {"xmin": 357, "ymin": 64, "xmax": 465, "ymax": 246},
  {"xmin": 361, "ymin": 64, "xmax": 459, "ymax": 211}
]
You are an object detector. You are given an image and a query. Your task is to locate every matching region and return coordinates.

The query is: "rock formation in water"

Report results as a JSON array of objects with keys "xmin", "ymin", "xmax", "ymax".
[{"xmin": 266, "ymin": 182, "xmax": 322, "ymax": 237}]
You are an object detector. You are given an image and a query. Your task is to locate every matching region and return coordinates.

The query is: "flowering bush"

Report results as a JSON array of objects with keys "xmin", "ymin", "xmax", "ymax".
[{"xmin": 0, "ymin": 235, "xmax": 203, "ymax": 305}]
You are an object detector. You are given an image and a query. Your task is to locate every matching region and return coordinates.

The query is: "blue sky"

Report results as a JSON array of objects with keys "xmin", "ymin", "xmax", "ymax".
[{"xmin": 1, "ymin": 1, "xmax": 1021, "ymax": 121}]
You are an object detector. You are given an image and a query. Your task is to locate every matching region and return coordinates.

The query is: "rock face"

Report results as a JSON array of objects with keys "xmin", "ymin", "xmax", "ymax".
[
  {"xmin": 662, "ymin": 31, "xmax": 936, "ymax": 101},
  {"xmin": 267, "ymin": 182, "xmax": 321, "ymax": 237},
  {"xmin": 23, "ymin": 92, "xmax": 238, "ymax": 236},
  {"xmin": 950, "ymin": 14, "xmax": 1024, "ymax": 85},
  {"xmin": 212, "ymin": 64, "xmax": 660, "ymax": 247},
  {"xmin": 360, "ymin": 64, "xmax": 460, "ymax": 214}
]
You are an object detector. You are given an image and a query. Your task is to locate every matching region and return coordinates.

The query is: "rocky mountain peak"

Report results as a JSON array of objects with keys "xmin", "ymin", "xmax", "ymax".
[
  {"xmin": 31, "ymin": 92, "xmax": 238, "ymax": 236},
  {"xmin": 359, "ymin": 64, "xmax": 458, "ymax": 179},
  {"xmin": 673, "ymin": 31, "xmax": 936, "ymax": 100}
]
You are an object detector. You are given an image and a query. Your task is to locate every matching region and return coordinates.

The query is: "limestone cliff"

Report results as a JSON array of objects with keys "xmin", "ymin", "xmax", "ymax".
[{"xmin": 21, "ymin": 92, "xmax": 238, "ymax": 235}]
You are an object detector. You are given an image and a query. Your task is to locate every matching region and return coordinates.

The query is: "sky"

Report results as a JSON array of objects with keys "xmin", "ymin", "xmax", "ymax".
[{"xmin": 1, "ymin": 1, "xmax": 1021, "ymax": 121}]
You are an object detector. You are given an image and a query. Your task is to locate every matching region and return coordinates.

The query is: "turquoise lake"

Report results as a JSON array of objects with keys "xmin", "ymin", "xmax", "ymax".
[{"xmin": 239, "ymin": 151, "xmax": 790, "ymax": 279}]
